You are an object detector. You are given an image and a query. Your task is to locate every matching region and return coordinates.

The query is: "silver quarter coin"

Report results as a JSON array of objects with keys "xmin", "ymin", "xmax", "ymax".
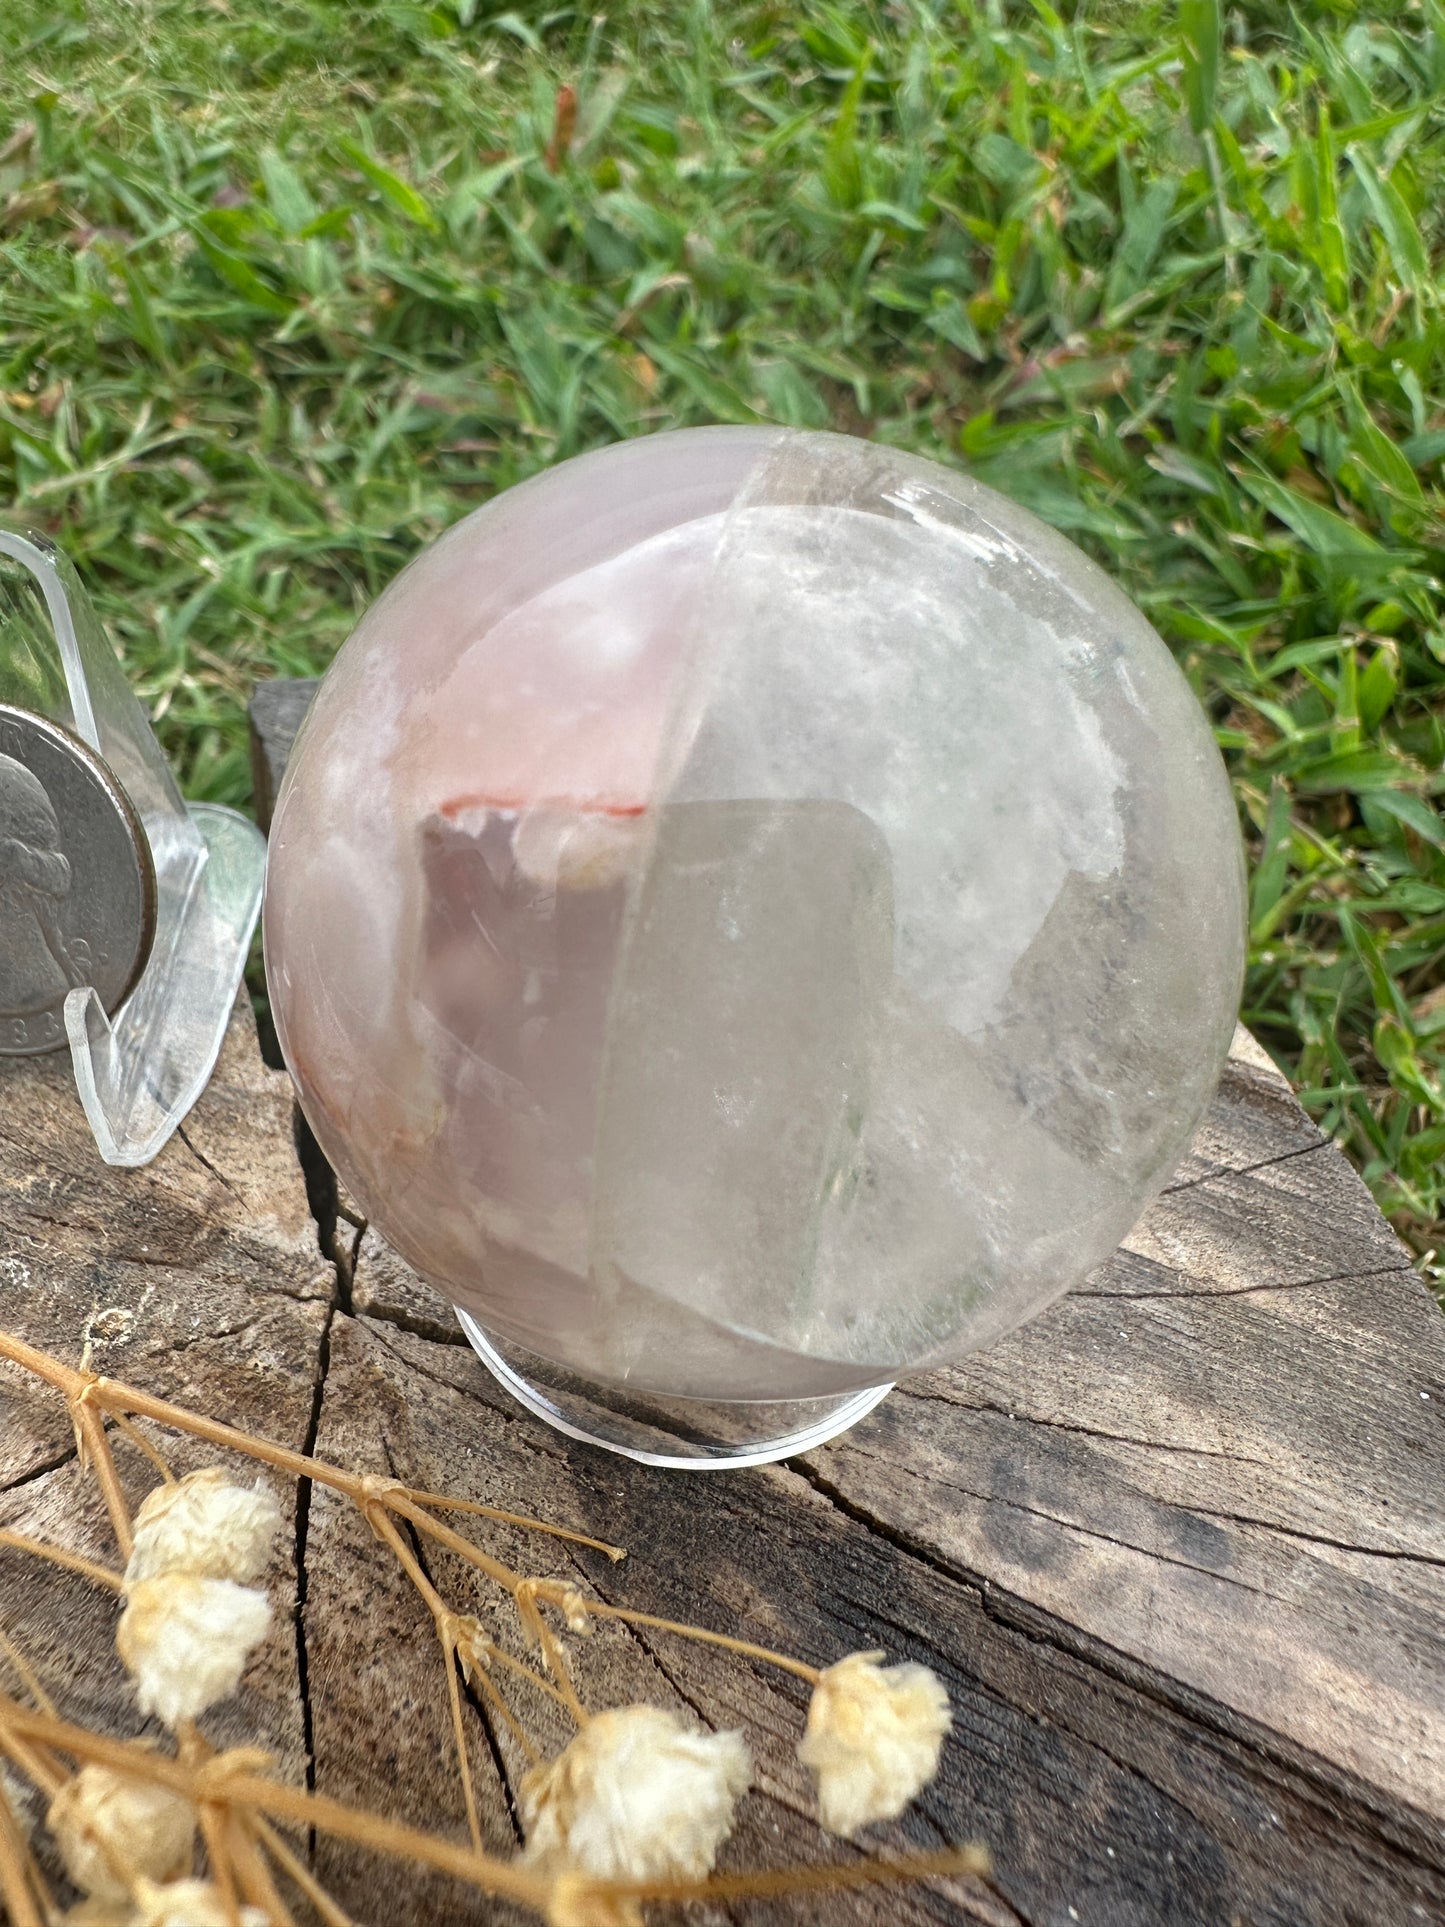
[{"xmin": 0, "ymin": 702, "xmax": 156, "ymax": 1057}]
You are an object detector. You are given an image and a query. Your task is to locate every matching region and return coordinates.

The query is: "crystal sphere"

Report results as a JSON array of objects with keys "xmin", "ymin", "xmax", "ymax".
[{"xmin": 265, "ymin": 427, "xmax": 1245, "ymax": 1402}]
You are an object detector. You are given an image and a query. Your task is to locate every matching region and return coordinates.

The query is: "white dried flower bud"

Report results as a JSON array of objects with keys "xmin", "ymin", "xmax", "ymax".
[
  {"xmin": 521, "ymin": 1704, "xmax": 750, "ymax": 1886},
  {"xmin": 116, "ymin": 1574, "xmax": 271, "ymax": 1728},
  {"xmin": 558, "ymin": 1588, "xmax": 593, "ymax": 1635},
  {"xmin": 132, "ymin": 1878, "xmax": 268, "ymax": 1926},
  {"xmin": 47, "ymin": 1763, "xmax": 194, "ymax": 1902},
  {"xmin": 126, "ymin": 1469, "xmax": 281, "ymax": 1587},
  {"xmin": 797, "ymin": 1650, "xmax": 950, "ymax": 1836}
]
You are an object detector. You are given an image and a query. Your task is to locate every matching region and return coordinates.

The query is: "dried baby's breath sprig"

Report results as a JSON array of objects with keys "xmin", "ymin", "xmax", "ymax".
[
  {"xmin": 0, "ymin": 1688, "xmax": 991, "ymax": 1923},
  {"xmin": 47, "ymin": 1763, "xmax": 194, "ymax": 1901},
  {"xmin": 114, "ymin": 1466, "xmax": 280, "ymax": 1733},
  {"xmin": 0, "ymin": 1325, "xmax": 982, "ymax": 1923},
  {"xmin": 521, "ymin": 1705, "xmax": 751, "ymax": 1887},
  {"xmin": 126, "ymin": 1468, "xmax": 281, "ymax": 1587},
  {"xmin": 798, "ymin": 1650, "xmax": 952, "ymax": 1836},
  {"xmin": 0, "ymin": 1692, "xmax": 574, "ymax": 1915},
  {"xmin": 117, "ymin": 1575, "xmax": 272, "ymax": 1729}
]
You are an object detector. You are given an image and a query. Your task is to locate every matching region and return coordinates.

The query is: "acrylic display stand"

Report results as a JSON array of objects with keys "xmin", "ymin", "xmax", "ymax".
[
  {"xmin": 455, "ymin": 1309, "xmax": 892, "ymax": 1469},
  {"xmin": 0, "ymin": 520, "xmax": 265, "ymax": 1166}
]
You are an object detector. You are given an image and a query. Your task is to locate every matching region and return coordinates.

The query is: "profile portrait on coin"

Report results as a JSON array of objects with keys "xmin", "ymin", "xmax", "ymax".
[{"xmin": 0, "ymin": 751, "xmax": 82, "ymax": 1015}]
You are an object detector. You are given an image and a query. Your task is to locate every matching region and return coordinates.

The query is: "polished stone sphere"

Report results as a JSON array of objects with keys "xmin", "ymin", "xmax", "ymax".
[{"xmin": 265, "ymin": 427, "xmax": 1245, "ymax": 1400}]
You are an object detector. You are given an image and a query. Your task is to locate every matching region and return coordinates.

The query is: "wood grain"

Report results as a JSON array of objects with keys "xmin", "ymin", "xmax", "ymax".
[
  {"xmin": 0, "ymin": 684, "xmax": 1440, "ymax": 1927},
  {"xmin": 318, "ymin": 1041, "xmax": 1445, "ymax": 1927},
  {"xmin": 250, "ymin": 681, "xmax": 1445, "ymax": 1925},
  {"xmin": 0, "ymin": 996, "xmax": 329, "ymax": 1824}
]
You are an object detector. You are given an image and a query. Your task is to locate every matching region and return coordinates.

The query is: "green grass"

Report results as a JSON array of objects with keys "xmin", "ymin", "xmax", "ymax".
[{"xmin": 2, "ymin": 0, "xmax": 1444, "ymax": 1283}]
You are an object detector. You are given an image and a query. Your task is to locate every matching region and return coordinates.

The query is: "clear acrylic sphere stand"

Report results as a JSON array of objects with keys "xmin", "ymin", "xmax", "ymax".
[
  {"xmin": 455, "ymin": 1311, "xmax": 892, "ymax": 1469},
  {"xmin": 0, "ymin": 520, "xmax": 265, "ymax": 1166}
]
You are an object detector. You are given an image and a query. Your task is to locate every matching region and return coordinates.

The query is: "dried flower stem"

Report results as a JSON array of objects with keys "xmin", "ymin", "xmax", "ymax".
[
  {"xmin": 0, "ymin": 1729, "xmax": 65, "ymax": 1801},
  {"xmin": 0, "ymin": 1330, "xmax": 598, "ymax": 1603},
  {"xmin": 398, "ymin": 1487, "xmax": 623, "ymax": 1562},
  {"xmin": 0, "ymin": 1623, "xmax": 55, "ymax": 1720},
  {"xmin": 361, "ymin": 1498, "xmax": 485, "ymax": 1854},
  {"xmin": 461, "ymin": 1631, "xmax": 568, "ymax": 1723},
  {"xmin": 384, "ymin": 1491, "xmax": 528, "ymax": 1597},
  {"xmin": 0, "ymin": 1694, "xmax": 555, "ymax": 1909},
  {"xmin": 252, "ymin": 1815, "xmax": 357, "ymax": 1927},
  {"xmin": 198, "ymin": 1795, "xmax": 244, "ymax": 1923},
  {"xmin": 536, "ymin": 1592, "xmax": 822, "ymax": 1685},
  {"xmin": 0, "ymin": 1780, "xmax": 44, "ymax": 1927},
  {"xmin": 187, "ymin": 1732, "xmax": 322, "ymax": 1927},
  {"xmin": 511, "ymin": 1579, "xmax": 588, "ymax": 1726},
  {"xmin": 228, "ymin": 1809, "xmax": 295, "ymax": 1926},
  {"xmin": 0, "ymin": 1526, "xmax": 123, "ymax": 1593},
  {"xmin": 361, "ymin": 1489, "xmax": 589, "ymax": 1716},
  {"xmin": 442, "ymin": 1627, "xmax": 483, "ymax": 1857},
  {"xmin": 111, "ymin": 1409, "xmax": 177, "ymax": 1486},
  {"xmin": 628, "ymin": 1841, "xmax": 993, "ymax": 1906},
  {"xmin": 456, "ymin": 1646, "xmax": 542, "ymax": 1764},
  {"xmin": 70, "ymin": 1388, "xmax": 134, "ymax": 1560}
]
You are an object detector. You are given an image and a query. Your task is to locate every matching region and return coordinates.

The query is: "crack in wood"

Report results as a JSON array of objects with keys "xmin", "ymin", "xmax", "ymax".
[
  {"xmin": 893, "ymin": 1392, "xmax": 1266, "ymax": 1465},
  {"xmin": 292, "ymin": 1294, "xmax": 333, "ymax": 1836},
  {"xmin": 286, "ymin": 1182, "xmax": 349, "ymax": 1850},
  {"xmin": 976, "ymin": 1580, "xmax": 1445, "ymax": 1883},
  {"xmin": 353, "ymin": 1323, "xmax": 574, "ymax": 1477},
  {"xmin": 1191, "ymin": 1507, "xmax": 1445, "ymax": 1570},
  {"xmin": 0, "ymin": 1440, "xmax": 79, "ymax": 1501},
  {"xmin": 355, "ymin": 1300, "xmax": 471, "ymax": 1348},
  {"xmin": 792, "ymin": 1457, "xmax": 1262, "ymax": 1725},
  {"xmin": 572, "ymin": 1551, "xmax": 718, "ymax": 1730},
  {"xmin": 1160, "ymin": 1138, "xmax": 1328, "ymax": 1195},
  {"xmin": 0, "ymin": 1123, "xmax": 105, "ymax": 1182},
  {"xmin": 290, "ymin": 1104, "xmax": 354, "ymax": 1309},
  {"xmin": 793, "ymin": 1457, "xmax": 1445, "ymax": 1888},
  {"xmin": 0, "ymin": 1209, "xmax": 193, "ymax": 1266},
  {"xmin": 165, "ymin": 1312, "xmax": 287, "ymax": 1353},
  {"xmin": 175, "ymin": 1122, "xmax": 244, "ymax": 1203},
  {"xmin": 825, "ymin": 1442, "xmax": 1274, "ymax": 1599},
  {"xmin": 1082, "ymin": 1259, "xmax": 1415, "ymax": 1302}
]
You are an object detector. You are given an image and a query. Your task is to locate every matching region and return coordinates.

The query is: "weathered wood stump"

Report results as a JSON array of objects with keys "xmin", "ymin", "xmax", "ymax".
[{"xmin": 0, "ymin": 683, "xmax": 1439, "ymax": 1927}]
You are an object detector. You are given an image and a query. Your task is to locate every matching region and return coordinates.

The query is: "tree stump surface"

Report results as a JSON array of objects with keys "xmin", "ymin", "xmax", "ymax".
[{"xmin": 0, "ymin": 684, "xmax": 1439, "ymax": 1927}]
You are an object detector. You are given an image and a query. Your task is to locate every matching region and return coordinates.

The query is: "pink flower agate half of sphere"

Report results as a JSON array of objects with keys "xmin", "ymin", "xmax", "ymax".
[{"xmin": 264, "ymin": 427, "xmax": 1245, "ymax": 1401}]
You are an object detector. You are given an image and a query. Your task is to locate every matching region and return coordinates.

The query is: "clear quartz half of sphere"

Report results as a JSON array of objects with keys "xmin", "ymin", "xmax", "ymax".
[{"xmin": 265, "ymin": 427, "xmax": 1245, "ymax": 1402}]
